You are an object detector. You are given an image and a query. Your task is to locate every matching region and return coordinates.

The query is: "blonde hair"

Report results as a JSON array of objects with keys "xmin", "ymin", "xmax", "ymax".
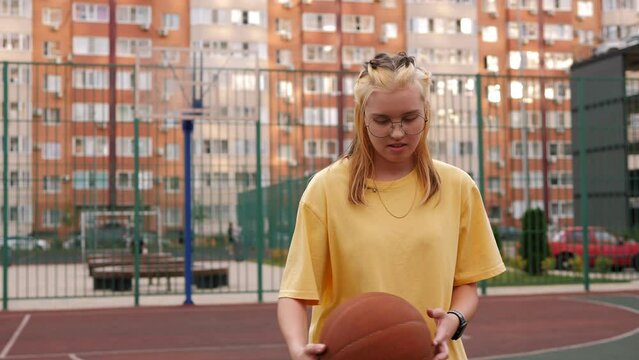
[{"xmin": 344, "ymin": 52, "xmax": 440, "ymax": 205}]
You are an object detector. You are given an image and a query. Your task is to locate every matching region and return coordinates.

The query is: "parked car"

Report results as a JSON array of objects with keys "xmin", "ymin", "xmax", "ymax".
[
  {"xmin": 497, "ymin": 226, "xmax": 522, "ymax": 241},
  {"xmin": 548, "ymin": 226, "xmax": 639, "ymax": 271},
  {"xmin": 595, "ymin": 34, "xmax": 639, "ymax": 55},
  {"xmin": 1, "ymin": 236, "xmax": 50, "ymax": 251}
]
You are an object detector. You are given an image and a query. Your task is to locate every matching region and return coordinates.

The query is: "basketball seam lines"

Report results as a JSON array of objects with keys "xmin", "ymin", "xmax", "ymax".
[{"xmin": 327, "ymin": 320, "xmax": 429, "ymax": 358}]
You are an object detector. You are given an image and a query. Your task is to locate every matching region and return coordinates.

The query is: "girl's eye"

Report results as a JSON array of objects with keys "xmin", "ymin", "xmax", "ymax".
[{"xmin": 373, "ymin": 118, "xmax": 390, "ymax": 125}]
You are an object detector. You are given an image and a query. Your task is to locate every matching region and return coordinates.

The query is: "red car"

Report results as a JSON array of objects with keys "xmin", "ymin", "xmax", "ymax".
[{"xmin": 548, "ymin": 226, "xmax": 639, "ymax": 271}]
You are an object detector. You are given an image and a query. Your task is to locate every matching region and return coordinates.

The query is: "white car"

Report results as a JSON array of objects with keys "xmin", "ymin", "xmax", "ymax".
[
  {"xmin": 595, "ymin": 35, "xmax": 639, "ymax": 55},
  {"xmin": 2, "ymin": 236, "xmax": 50, "ymax": 251}
]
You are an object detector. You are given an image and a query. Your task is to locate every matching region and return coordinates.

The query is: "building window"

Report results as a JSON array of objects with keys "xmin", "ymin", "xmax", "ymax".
[
  {"xmin": 42, "ymin": 209, "xmax": 61, "ymax": 227},
  {"xmin": 488, "ymin": 177, "xmax": 501, "ymax": 192},
  {"xmin": 165, "ymin": 144, "xmax": 179, "ymax": 160},
  {"xmin": 116, "ymin": 137, "xmax": 152, "ymax": 157},
  {"xmin": 304, "ymin": 75, "xmax": 337, "ymax": 95},
  {"xmin": 278, "ymin": 144, "xmax": 295, "ymax": 162},
  {"xmin": 484, "ymin": 0, "xmax": 498, "ymax": 12},
  {"xmin": 343, "ymin": 46, "xmax": 375, "ymax": 66},
  {"xmin": 303, "ymin": 107, "xmax": 338, "ymax": 126},
  {"xmin": 302, "ymin": 13, "xmax": 336, "ymax": 32},
  {"xmin": 114, "ymin": 171, "xmax": 152, "ymax": 189},
  {"xmin": 72, "ymin": 171, "xmax": 108, "ymax": 190},
  {"xmin": 163, "ymin": 177, "xmax": 180, "ymax": 193},
  {"xmin": 511, "ymin": 141, "xmax": 543, "ymax": 159},
  {"xmin": 73, "ymin": 3, "xmax": 109, "ymax": 23},
  {"xmin": 542, "ymin": 0, "xmax": 572, "ymax": 12},
  {"xmin": 41, "ymin": 142, "xmax": 61, "ymax": 160},
  {"xmin": 0, "ymin": 33, "xmax": 30, "ymax": 51},
  {"xmin": 43, "ymin": 176, "xmax": 62, "ymax": 193},
  {"xmin": 303, "ymin": 44, "xmax": 337, "ymax": 63},
  {"xmin": 72, "ymin": 136, "xmax": 109, "ymax": 157},
  {"xmin": 511, "ymin": 171, "xmax": 543, "ymax": 189},
  {"xmin": 116, "ymin": 5, "xmax": 151, "ymax": 25},
  {"xmin": 196, "ymin": 139, "xmax": 229, "ymax": 155},
  {"xmin": 276, "ymin": 49, "xmax": 292, "ymax": 66},
  {"xmin": 164, "ymin": 208, "xmax": 181, "ymax": 226},
  {"xmin": 544, "ymin": 24, "xmax": 573, "ymax": 41},
  {"xmin": 342, "ymin": 15, "xmax": 374, "ymax": 33},
  {"xmin": 117, "ymin": 38, "xmax": 152, "ymax": 58},
  {"xmin": 235, "ymin": 172, "xmax": 256, "ymax": 189},
  {"xmin": 42, "ymin": 7, "xmax": 62, "ymax": 26},
  {"xmin": 72, "ymin": 103, "xmax": 109, "ymax": 123},
  {"xmin": 0, "ymin": 0, "xmax": 30, "ymax": 17},
  {"xmin": 304, "ymin": 139, "xmax": 338, "ymax": 159},
  {"xmin": 549, "ymin": 171, "xmax": 572, "ymax": 188},
  {"xmin": 73, "ymin": 36, "xmax": 109, "ymax": 56},
  {"xmin": 72, "ymin": 69, "xmax": 109, "ymax": 90},
  {"xmin": 482, "ymin": 26, "xmax": 498, "ymax": 42},
  {"xmin": 230, "ymin": 9, "xmax": 263, "ymax": 26},
  {"xmin": 485, "ymin": 55, "xmax": 499, "ymax": 72},
  {"xmin": 162, "ymin": 13, "xmax": 180, "ymax": 30},
  {"xmin": 43, "ymin": 41, "xmax": 59, "ymax": 58},
  {"xmin": 382, "ymin": 23, "xmax": 398, "ymax": 40},
  {"xmin": 549, "ymin": 201, "xmax": 573, "ymax": 219}
]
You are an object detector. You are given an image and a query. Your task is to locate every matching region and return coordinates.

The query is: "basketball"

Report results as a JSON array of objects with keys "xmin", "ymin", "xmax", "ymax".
[{"xmin": 319, "ymin": 292, "xmax": 434, "ymax": 360}]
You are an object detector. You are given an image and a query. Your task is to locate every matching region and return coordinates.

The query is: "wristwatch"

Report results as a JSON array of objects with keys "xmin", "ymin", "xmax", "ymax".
[{"xmin": 447, "ymin": 309, "xmax": 468, "ymax": 340}]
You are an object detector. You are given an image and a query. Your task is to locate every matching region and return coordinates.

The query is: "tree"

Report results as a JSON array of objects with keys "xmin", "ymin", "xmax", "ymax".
[{"xmin": 519, "ymin": 208, "xmax": 550, "ymax": 275}]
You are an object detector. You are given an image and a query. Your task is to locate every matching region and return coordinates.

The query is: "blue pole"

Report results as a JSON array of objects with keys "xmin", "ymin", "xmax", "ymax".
[{"xmin": 182, "ymin": 116, "xmax": 194, "ymax": 305}]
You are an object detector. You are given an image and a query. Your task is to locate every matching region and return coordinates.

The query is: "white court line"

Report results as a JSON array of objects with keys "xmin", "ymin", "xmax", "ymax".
[
  {"xmin": 0, "ymin": 343, "xmax": 286, "ymax": 359},
  {"xmin": 473, "ymin": 297, "xmax": 639, "ymax": 360},
  {"xmin": 0, "ymin": 314, "xmax": 31, "ymax": 359},
  {"xmin": 472, "ymin": 326, "xmax": 639, "ymax": 360},
  {"xmin": 566, "ymin": 296, "xmax": 639, "ymax": 315},
  {"xmin": 68, "ymin": 354, "xmax": 83, "ymax": 360}
]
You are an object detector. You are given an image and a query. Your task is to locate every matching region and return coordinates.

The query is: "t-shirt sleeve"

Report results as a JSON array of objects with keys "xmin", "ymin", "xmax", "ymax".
[
  {"xmin": 454, "ymin": 179, "xmax": 506, "ymax": 286},
  {"xmin": 278, "ymin": 183, "xmax": 329, "ymax": 303}
]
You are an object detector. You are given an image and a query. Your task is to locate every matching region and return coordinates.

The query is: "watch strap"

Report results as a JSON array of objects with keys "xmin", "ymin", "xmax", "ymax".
[{"xmin": 447, "ymin": 309, "xmax": 467, "ymax": 341}]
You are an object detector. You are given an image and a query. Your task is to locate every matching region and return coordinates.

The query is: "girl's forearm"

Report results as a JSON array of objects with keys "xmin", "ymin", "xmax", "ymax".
[
  {"xmin": 277, "ymin": 297, "xmax": 311, "ymax": 352},
  {"xmin": 449, "ymin": 282, "xmax": 479, "ymax": 321}
]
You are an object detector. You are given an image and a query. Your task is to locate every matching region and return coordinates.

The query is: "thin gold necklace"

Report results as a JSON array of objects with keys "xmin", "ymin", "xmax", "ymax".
[{"xmin": 370, "ymin": 179, "xmax": 418, "ymax": 219}]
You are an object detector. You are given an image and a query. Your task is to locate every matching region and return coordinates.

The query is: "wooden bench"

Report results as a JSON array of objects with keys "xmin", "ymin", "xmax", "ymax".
[
  {"xmin": 87, "ymin": 253, "xmax": 177, "ymax": 276},
  {"xmin": 92, "ymin": 264, "xmax": 228, "ymax": 292}
]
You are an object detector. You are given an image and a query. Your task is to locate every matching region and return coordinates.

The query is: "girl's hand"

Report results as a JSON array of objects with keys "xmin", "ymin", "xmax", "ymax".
[
  {"xmin": 290, "ymin": 343, "xmax": 327, "ymax": 360},
  {"xmin": 427, "ymin": 308, "xmax": 459, "ymax": 360}
]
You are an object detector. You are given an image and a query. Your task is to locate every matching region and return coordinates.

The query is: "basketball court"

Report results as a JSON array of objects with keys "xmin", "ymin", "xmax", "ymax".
[{"xmin": 0, "ymin": 291, "xmax": 637, "ymax": 360}]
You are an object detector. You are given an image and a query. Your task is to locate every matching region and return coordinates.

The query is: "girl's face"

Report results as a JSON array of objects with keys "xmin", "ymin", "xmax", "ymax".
[{"xmin": 363, "ymin": 85, "xmax": 427, "ymax": 172}]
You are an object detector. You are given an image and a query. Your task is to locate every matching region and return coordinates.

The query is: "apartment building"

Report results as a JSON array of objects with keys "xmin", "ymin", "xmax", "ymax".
[
  {"xmin": 268, "ymin": 0, "xmax": 405, "ymax": 182},
  {"xmin": 477, "ymin": 0, "xmax": 600, "ymax": 227},
  {"xmin": 31, "ymin": 0, "xmax": 189, "ymax": 238},
  {"xmin": 405, "ymin": 0, "xmax": 480, "ymax": 179},
  {"xmin": 190, "ymin": 0, "xmax": 268, "ymax": 236},
  {"xmin": 602, "ymin": 0, "xmax": 639, "ymax": 44},
  {"xmin": 0, "ymin": 0, "xmax": 33, "ymax": 237}
]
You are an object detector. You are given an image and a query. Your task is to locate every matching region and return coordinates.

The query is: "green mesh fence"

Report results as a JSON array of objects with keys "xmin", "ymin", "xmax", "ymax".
[{"xmin": 1, "ymin": 61, "xmax": 638, "ymax": 309}]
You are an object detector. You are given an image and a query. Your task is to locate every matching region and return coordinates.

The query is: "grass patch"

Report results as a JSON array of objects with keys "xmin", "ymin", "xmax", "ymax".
[{"xmin": 487, "ymin": 268, "xmax": 630, "ymax": 287}]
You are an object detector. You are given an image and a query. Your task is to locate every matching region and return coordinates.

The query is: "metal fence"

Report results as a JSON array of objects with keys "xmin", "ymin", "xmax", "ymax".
[{"xmin": 1, "ymin": 61, "xmax": 638, "ymax": 309}]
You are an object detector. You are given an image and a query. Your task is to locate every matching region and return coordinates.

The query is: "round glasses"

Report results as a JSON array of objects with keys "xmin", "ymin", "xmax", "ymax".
[{"xmin": 365, "ymin": 114, "xmax": 427, "ymax": 138}]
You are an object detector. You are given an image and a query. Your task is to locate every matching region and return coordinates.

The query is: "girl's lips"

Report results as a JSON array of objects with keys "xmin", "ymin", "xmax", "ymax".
[{"xmin": 387, "ymin": 143, "xmax": 407, "ymax": 152}]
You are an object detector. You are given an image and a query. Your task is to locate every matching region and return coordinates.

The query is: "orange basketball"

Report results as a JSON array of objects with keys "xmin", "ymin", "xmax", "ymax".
[{"xmin": 319, "ymin": 292, "xmax": 434, "ymax": 360}]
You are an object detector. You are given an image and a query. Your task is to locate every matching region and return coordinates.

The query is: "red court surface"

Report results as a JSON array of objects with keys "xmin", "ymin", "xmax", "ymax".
[{"xmin": 0, "ymin": 291, "xmax": 637, "ymax": 359}]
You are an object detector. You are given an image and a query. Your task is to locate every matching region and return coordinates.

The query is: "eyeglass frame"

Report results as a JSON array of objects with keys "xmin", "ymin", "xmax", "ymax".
[{"xmin": 364, "ymin": 112, "xmax": 428, "ymax": 138}]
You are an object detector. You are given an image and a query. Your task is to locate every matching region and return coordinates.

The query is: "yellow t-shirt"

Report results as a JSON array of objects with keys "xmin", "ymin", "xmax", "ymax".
[{"xmin": 279, "ymin": 158, "xmax": 506, "ymax": 360}]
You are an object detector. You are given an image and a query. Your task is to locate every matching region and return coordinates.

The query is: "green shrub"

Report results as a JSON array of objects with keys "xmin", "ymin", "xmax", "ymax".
[
  {"xmin": 542, "ymin": 257, "xmax": 555, "ymax": 272},
  {"xmin": 519, "ymin": 208, "xmax": 550, "ymax": 275},
  {"xmin": 594, "ymin": 256, "xmax": 613, "ymax": 273},
  {"xmin": 491, "ymin": 223, "xmax": 503, "ymax": 255},
  {"xmin": 569, "ymin": 255, "xmax": 584, "ymax": 272},
  {"xmin": 505, "ymin": 255, "xmax": 527, "ymax": 271}
]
